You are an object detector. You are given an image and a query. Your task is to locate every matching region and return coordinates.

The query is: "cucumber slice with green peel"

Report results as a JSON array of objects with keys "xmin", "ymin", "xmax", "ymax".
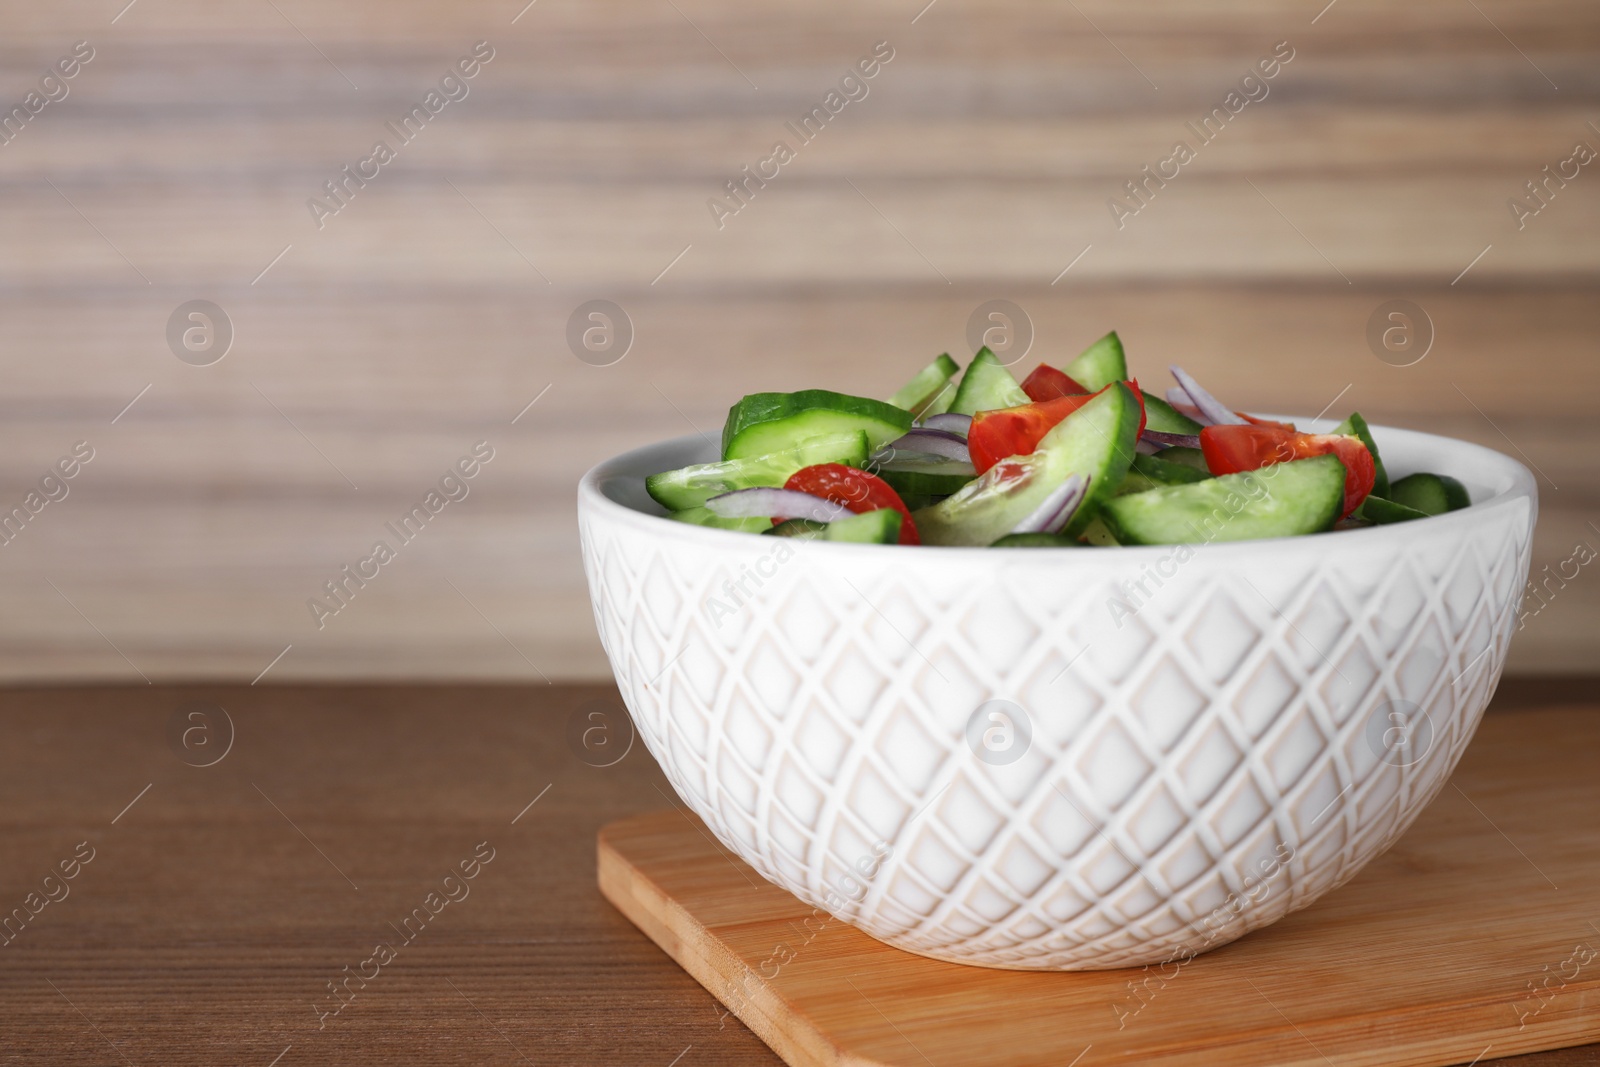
[
  {"xmin": 878, "ymin": 460, "xmax": 976, "ymax": 499},
  {"xmin": 647, "ymin": 431, "xmax": 870, "ymax": 510},
  {"xmin": 889, "ymin": 354, "xmax": 961, "ymax": 416},
  {"xmin": 1332, "ymin": 412, "xmax": 1388, "ymax": 498},
  {"xmin": 914, "ymin": 383, "xmax": 1142, "ymax": 546},
  {"xmin": 1078, "ymin": 516, "xmax": 1120, "ymax": 546},
  {"xmin": 764, "ymin": 518, "xmax": 827, "ymax": 538},
  {"xmin": 948, "ymin": 347, "xmax": 1029, "ymax": 416},
  {"xmin": 919, "ymin": 378, "xmax": 960, "ymax": 418},
  {"xmin": 823, "ymin": 508, "xmax": 902, "ymax": 544},
  {"xmin": 1141, "ymin": 391, "xmax": 1204, "ymax": 435},
  {"xmin": 668, "ymin": 507, "xmax": 770, "ymax": 533},
  {"xmin": 722, "ymin": 390, "xmax": 912, "ymax": 461},
  {"xmin": 1132, "ymin": 452, "xmax": 1211, "ymax": 486},
  {"xmin": 1357, "ymin": 494, "xmax": 1428, "ymax": 525},
  {"xmin": 990, "ymin": 532, "xmax": 1078, "ymax": 548},
  {"xmin": 1117, "ymin": 452, "xmax": 1212, "ymax": 497},
  {"xmin": 1102, "ymin": 454, "xmax": 1345, "ymax": 545},
  {"xmin": 1155, "ymin": 446, "xmax": 1209, "ymax": 472},
  {"xmin": 1063, "ymin": 331, "xmax": 1127, "ymax": 391},
  {"xmin": 1387, "ymin": 472, "xmax": 1470, "ymax": 516}
]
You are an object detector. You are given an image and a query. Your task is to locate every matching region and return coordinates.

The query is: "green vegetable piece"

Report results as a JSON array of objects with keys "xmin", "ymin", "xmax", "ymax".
[
  {"xmin": 1332, "ymin": 412, "xmax": 1389, "ymax": 499},
  {"xmin": 948, "ymin": 347, "xmax": 1029, "ymax": 416},
  {"xmin": 1077, "ymin": 516, "xmax": 1120, "ymax": 546},
  {"xmin": 888, "ymin": 354, "xmax": 961, "ymax": 417},
  {"xmin": 823, "ymin": 508, "xmax": 902, "ymax": 544},
  {"xmin": 1117, "ymin": 452, "xmax": 1212, "ymax": 496},
  {"xmin": 1155, "ymin": 446, "xmax": 1209, "ymax": 472},
  {"xmin": 1387, "ymin": 472, "xmax": 1471, "ymax": 516},
  {"xmin": 1141, "ymin": 391, "xmax": 1204, "ymax": 435},
  {"xmin": 722, "ymin": 390, "xmax": 912, "ymax": 461},
  {"xmin": 763, "ymin": 518, "xmax": 827, "ymax": 538},
  {"xmin": 1132, "ymin": 452, "xmax": 1211, "ymax": 485},
  {"xmin": 1102, "ymin": 454, "xmax": 1346, "ymax": 545},
  {"xmin": 1063, "ymin": 331, "xmax": 1128, "ymax": 391},
  {"xmin": 990, "ymin": 532, "xmax": 1078, "ymax": 548},
  {"xmin": 1356, "ymin": 494, "xmax": 1428, "ymax": 525}
]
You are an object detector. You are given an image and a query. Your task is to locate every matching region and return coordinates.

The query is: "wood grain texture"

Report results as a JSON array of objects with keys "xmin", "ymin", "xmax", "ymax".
[
  {"xmin": 0, "ymin": 0, "xmax": 1596, "ymax": 680},
  {"xmin": 601, "ymin": 704, "xmax": 1600, "ymax": 1067},
  {"xmin": 0, "ymin": 679, "xmax": 1593, "ymax": 1067}
]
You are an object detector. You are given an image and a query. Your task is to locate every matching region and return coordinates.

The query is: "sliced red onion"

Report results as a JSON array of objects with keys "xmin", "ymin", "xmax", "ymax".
[
  {"xmin": 1141, "ymin": 429, "xmax": 1202, "ymax": 450},
  {"xmin": 920, "ymin": 412, "xmax": 972, "ymax": 437},
  {"xmin": 1011, "ymin": 474, "xmax": 1088, "ymax": 535},
  {"xmin": 1135, "ymin": 439, "xmax": 1162, "ymax": 455},
  {"xmin": 883, "ymin": 427, "xmax": 970, "ymax": 463},
  {"xmin": 705, "ymin": 487, "xmax": 851, "ymax": 523},
  {"xmin": 1165, "ymin": 389, "xmax": 1208, "ymax": 423},
  {"xmin": 1170, "ymin": 366, "xmax": 1247, "ymax": 426},
  {"xmin": 876, "ymin": 453, "xmax": 976, "ymax": 476}
]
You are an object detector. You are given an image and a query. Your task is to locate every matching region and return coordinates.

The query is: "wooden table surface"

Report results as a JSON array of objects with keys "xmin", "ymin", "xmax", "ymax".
[{"xmin": 0, "ymin": 679, "xmax": 1595, "ymax": 1066}]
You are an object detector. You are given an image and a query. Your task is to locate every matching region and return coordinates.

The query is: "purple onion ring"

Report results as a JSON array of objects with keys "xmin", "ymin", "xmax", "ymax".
[
  {"xmin": 705, "ymin": 487, "xmax": 852, "ymax": 523},
  {"xmin": 919, "ymin": 412, "xmax": 973, "ymax": 437},
  {"xmin": 1141, "ymin": 429, "xmax": 1202, "ymax": 450},
  {"xmin": 1011, "ymin": 474, "xmax": 1089, "ymax": 535},
  {"xmin": 1170, "ymin": 366, "xmax": 1247, "ymax": 426},
  {"xmin": 880, "ymin": 427, "xmax": 970, "ymax": 463}
]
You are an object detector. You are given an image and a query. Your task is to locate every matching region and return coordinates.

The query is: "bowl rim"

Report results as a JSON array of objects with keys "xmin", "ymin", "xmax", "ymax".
[{"xmin": 578, "ymin": 415, "xmax": 1537, "ymax": 560}]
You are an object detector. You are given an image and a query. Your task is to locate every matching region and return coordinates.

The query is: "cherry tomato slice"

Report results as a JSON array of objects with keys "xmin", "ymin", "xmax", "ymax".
[
  {"xmin": 1021, "ymin": 364, "xmax": 1087, "ymax": 403},
  {"xmin": 1199, "ymin": 425, "xmax": 1375, "ymax": 518},
  {"xmin": 1238, "ymin": 412, "xmax": 1296, "ymax": 431},
  {"xmin": 782, "ymin": 463, "xmax": 920, "ymax": 544},
  {"xmin": 968, "ymin": 382, "xmax": 1145, "ymax": 474}
]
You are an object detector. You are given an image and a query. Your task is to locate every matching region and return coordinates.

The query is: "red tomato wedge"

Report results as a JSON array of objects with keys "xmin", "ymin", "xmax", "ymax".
[
  {"xmin": 782, "ymin": 463, "xmax": 920, "ymax": 545},
  {"xmin": 1199, "ymin": 425, "xmax": 1375, "ymax": 518},
  {"xmin": 1238, "ymin": 412, "xmax": 1296, "ymax": 431},
  {"xmin": 968, "ymin": 383, "xmax": 1146, "ymax": 474},
  {"xmin": 1021, "ymin": 364, "xmax": 1087, "ymax": 403}
]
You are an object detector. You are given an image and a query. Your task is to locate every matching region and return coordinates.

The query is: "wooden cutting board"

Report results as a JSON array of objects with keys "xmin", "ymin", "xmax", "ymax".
[{"xmin": 599, "ymin": 707, "xmax": 1600, "ymax": 1067}]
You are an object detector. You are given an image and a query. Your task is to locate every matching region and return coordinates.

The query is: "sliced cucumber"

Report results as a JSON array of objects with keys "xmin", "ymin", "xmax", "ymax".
[
  {"xmin": 669, "ymin": 507, "xmax": 770, "ymax": 533},
  {"xmin": 948, "ymin": 347, "xmax": 1029, "ymax": 416},
  {"xmin": 647, "ymin": 431, "xmax": 869, "ymax": 510},
  {"xmin": 1155, "ymin": 446, "xmax": 1209, "ymax": 472},
  {"xmin": 1132, "ymin": 452, "xmax": 1212, "ymax": 486},
  {"xmin": 1078, "ymin": 516, "xmax": 1120, "ymax": 546},
  {"xmin": 1357, "ymin": 494, "xmax": 1428, "ymax": 525},
  {"xmin": 919, "ymin": 380, "xmax": 960, "ymax": 418},
  {"xmin": 722, "ymin": 390, "xmax": 912, "ymax": 461},
  {"xmin": 1332, "ymin": 412, "xmax": 1388, "ymax": 498},
  {"xmin": 878, "ymin": 460, "xmax": 976, "ymax": 498},
  {"xmin": 1101, "ymin": 454, "xmax": 1345, "ymax": 545},
  {"xmin": 1063, "ymin": 331, "xmax": 1127, "ymax": 391},
  {"xmin": 1117, "ymin": 451, "xmax": 1213, "ymax": 496},
  {"xmin": 1141, "ymin": 391, "xmax": 1204, "ymax": 435},
  {"xmin": 764, "ymin": 518, "xmax": 827, "ymax": 538},
  {"xmin": 889, "ymin": 354, "xmax": 961, "ymax": 417},
  {"xmin": 990, "ymin": 532, "xmax": 1078, "ymax": 548},
  {"xmin": 914, "ymin": 383, "xmax": 1142, "ymax": 546},
  {"xmin": 1387, "ymin": 472, "xmax": 1470, "ymax": 516},
  {"xmin": 824, "ymin": 508, "xmax": 902, "ymax": 544}
]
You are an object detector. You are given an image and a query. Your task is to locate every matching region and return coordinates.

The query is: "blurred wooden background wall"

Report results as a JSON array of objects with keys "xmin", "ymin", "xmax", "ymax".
[{"xmin": 0, "ymin": 0, "xmax": 1594, "ymax": 682}]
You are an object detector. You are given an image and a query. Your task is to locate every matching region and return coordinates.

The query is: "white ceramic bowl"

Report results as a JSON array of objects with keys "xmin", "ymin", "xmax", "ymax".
[{"xmin": 579, "ymin": 419, "xmax": 1536, "ymax": 970}]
